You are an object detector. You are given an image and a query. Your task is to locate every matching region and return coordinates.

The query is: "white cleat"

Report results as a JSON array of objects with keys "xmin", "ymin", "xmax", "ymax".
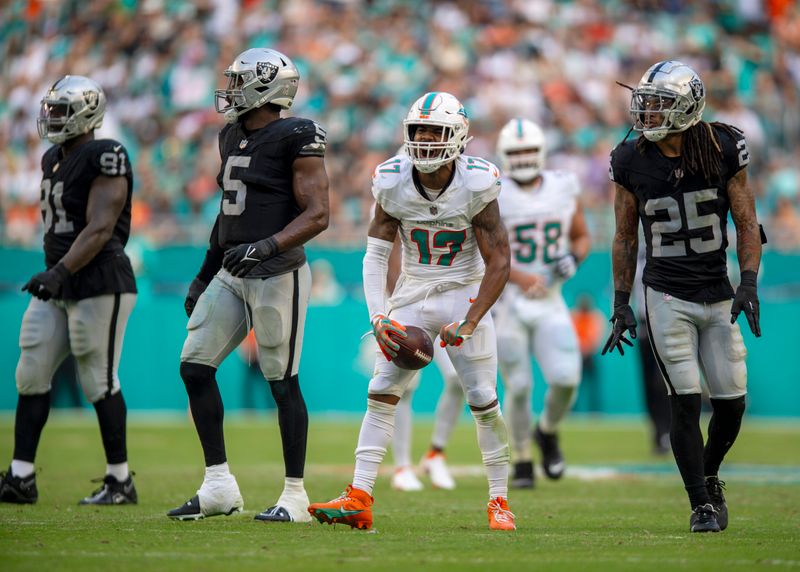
[
  {"xmin": 168, "ymin": 473, "xmax": 243, "ymax": 520},
  {"xmin": 255, "ymin": 489, "xmax": 313, "ymax": 523},
  {"xmin": 197, "ymin": 473, "xmax": 244, "ymax": 516},
  {"xmin": 391, "ymin": 467, "xmax": 424, "ymax": 491},
  {"xmin": 420, "ymin": 452, "xmax": 456, "ymax": 490}
]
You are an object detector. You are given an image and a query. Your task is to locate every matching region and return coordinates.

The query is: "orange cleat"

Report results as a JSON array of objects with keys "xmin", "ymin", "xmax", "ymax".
[
  {"xmin": 488, "ymin": 497, "xmax": 516, "ymax": 531},
  {"xmin": 308, "ymin": 485, "xmax": 374, "ymax": 530}
]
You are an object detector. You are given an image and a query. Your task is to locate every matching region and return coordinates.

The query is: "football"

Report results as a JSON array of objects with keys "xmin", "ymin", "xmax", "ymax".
[{"xmin": 390, "ymin": 325, "xmax": 434, "ymax": 370}]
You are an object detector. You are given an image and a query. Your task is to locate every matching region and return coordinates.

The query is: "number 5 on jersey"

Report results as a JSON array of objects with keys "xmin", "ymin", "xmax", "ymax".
[{"xmin": 222, "ymin": 156, "xmax": 251, "ymax": 215}]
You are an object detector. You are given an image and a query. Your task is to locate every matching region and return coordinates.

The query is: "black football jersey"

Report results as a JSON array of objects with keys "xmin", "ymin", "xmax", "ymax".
[
  {"xmin": 40, "ymin": 138, "xmax": 136, "ymax": 300},
  {"xmin": 610, "ymin": 125, "xmax": 749, "ymax": 303},
  {"xmin": 215, "ymin": 116, "xmax": 326, "ymax": 278}
]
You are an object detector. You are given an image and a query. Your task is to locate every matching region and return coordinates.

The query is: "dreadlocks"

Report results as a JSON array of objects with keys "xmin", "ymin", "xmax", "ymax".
[{"xmin": 636, "ymin": 121, "xmax": 743, "ymax": 185}]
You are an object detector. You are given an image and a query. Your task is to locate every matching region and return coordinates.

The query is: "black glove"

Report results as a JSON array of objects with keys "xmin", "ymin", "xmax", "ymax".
[
  {"xmin": 601, "ymin": 290, "xmax": 638, "ymax": 356},
  {"xmin": 730, "ymin": 270, "xmax": 760, "ymax": 337},
  {"xmin": 184, "ymin": 277, "xmax": 209, "ymax": 317},
  {"xmin": 222, "ymin": 236, "xmax": 278, "ymax": 278},
  {"xmin": 22, "ymin": 262, "xmax": 70, "ymax": 301}
]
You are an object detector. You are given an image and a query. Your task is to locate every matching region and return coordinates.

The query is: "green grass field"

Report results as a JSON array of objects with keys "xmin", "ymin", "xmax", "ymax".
[{"xmin": 1, "ymin": 414, "xmax": 799, "ymax": 571}]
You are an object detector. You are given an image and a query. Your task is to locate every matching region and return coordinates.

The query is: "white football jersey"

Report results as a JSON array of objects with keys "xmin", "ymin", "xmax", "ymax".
[
  {"xmin": 498, "ymin": 170, "xmax": 580, "ymax": 298},
  {"xmin": 372, "ymin": 153, "xmax": 501, "ymax": 309}
]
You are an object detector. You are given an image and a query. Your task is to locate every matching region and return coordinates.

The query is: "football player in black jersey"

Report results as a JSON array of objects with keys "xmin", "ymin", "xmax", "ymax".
[
  {"xmin": 604, "ymin": 61, "xmax": 763, "ymax": 533},
  {"xmin": 167, "ymin": 48, "xmax": 329, "ymax": 523},
  {"xmin": 0, "ymin": 76, "xmax": 138, "ymax": 506}
]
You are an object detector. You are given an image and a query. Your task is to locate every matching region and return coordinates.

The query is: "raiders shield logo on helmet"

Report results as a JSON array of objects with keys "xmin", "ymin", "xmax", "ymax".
[
  {"xmin": 84, "ymin": 90, "xmax": 99, "ymax": 110},
  {"xmin": 256, "ymin": 61, "xmax": 279, "ymax": 83}
]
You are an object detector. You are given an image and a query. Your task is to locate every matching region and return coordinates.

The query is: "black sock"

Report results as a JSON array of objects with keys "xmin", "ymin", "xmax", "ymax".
[
  {"xmin": 93, "ymin": 391, "xmax": 128, "ymax": 465},
  {"xmin": 704, "ymin": 396, "xmax": 746, "ymax": 477},
  {"xmin": 669, "ymin": 394, "xmax": 710, "ymax": 508},
  {"xmin": 13, "ymin": 392, "xmax": 52, "ymax": 462},
  {"xmin": 269, "ymin": 375, "xmax": 308, "ymax": 478},
  {"xmin": 180, "ymin": 362, "xmax": 226, "ymax": 466}
]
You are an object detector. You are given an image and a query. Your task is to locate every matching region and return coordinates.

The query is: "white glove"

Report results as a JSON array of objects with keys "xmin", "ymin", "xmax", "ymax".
[{"xmin": 554, "ymin": 254, "xmax": 578, "ymax": 280}]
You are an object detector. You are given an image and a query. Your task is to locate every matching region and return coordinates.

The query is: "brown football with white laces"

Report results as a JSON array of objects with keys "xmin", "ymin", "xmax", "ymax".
[{"xmin": 389, "ymin": 325, "xmax": 434, "ymax": 370}]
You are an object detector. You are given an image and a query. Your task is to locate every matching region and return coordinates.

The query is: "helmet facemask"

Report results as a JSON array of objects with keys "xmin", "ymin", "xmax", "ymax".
[{"xmin": 404, "ymin": 122, "xmax": 465, "ymax": 174}]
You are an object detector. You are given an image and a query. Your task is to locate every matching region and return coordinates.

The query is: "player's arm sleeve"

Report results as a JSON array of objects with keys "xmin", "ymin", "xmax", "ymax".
[
  {"xmin": 467, "ymin": 161, "xmax": 502, "ymax": 218},
  {"xmin": 287, "ymin": 119, "xmax": 327, "ymax": 160},
  {"xmin": 196, "ymin": 215, "xmax": 224, "ymax": 283},
  {"xmin": 608, "ymin": 145, "xmax": 631, "ymax": 191},
  {"xmin": 363, "ymin": 236, "xmax": 394, "ymax": 321},
  {"xmin": 91, "ymin": 141, "xmax": 131, "ymax": 179},
  {"xmin": 723, "ymin": 128, "xmax": 750, "ymax": 175}
]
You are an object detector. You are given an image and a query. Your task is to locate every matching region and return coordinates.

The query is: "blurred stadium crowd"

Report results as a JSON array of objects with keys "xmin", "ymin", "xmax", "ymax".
[{"xmin": 2, "ymin": 0, "xmax": 800, "ymax": 249}]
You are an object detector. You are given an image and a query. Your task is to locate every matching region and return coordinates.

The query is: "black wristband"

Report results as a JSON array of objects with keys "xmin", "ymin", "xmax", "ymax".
[
  {"xmin": 258, "ymin": 235, "xmax": 278, "ymax": 258},
  {"xmin": 52, "ymin": 262, "xmax": 71, "ymax": 280},
  {"xmin": 613, "ymin": 289, "xmax": 631, "ymax": 308},
  {"xmin": 740, "ymin": 270, "xmax": 757, "ymax": 289}
]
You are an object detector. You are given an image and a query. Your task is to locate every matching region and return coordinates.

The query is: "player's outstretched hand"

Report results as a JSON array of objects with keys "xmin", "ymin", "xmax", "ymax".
[
  {"xmin": 21, "ymin": 263, "xmax": 70, "ymax": 302},
  {"xmin": 184, "ymin": 277, "xmax": 209, "ymax": 317},
  {"xmin": 372, "ymin": 314, "xmax": 406, "ymax": 360},
  {"xmin": 601, "ymin": 303, "xmax": 637, "ymax": 356},
  {"xmin": 222, "ymin": 237, "xmax": 278, "ymax": 278},
  {"xmin": 730, "ymin": 270, "xmax": 761, "ymax": 337},
  {"xmin": 439, "ymin": 320, "xmax": 474, "ymax": 348}
]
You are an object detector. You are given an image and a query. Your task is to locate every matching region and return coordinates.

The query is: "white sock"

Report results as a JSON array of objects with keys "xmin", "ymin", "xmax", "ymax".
[
  {"xmin": 281, "ymin": 476, "xmax": 305, "ymax": 496},
  {"xmin": 393, "ymin": 390, "xmax": 414, "ymax": 468},
  {"xmin": 471, "ymin": 403, "xmax": 510, "ymax": 499},
  {"xmin": 353, "ymin": 399, "xmax": 396, "ymax": 495},
  {"xmin": 106, "ymin": 462, "xmax": 129, "ymax": 482},
  {"xmin": 11, "ymin": 460, "xmax": 34, "ymax": 478},
  {"xmin": 431, "ymin": 375, "xmax": 463, "ymax": 450},
  {"xmin": 539, "ymin": 385, "xmax": 578, "ymax": 434},
  {"xmin": 503, "ymin": 384, "xmax": 532, "ymax": 463},
  {"xmin": 205, "ymin": 462, "xmax": 232, "ymax": 480}
]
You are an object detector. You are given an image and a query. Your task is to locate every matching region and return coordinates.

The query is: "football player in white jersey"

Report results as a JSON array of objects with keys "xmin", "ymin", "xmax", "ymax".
[
  {"xmin": 309, "ymin": 92, "xmax": 515, "ymax": 531},
  {"xmin": 493, "ymin": 118, "xmax": 591, "ymax": 488}
]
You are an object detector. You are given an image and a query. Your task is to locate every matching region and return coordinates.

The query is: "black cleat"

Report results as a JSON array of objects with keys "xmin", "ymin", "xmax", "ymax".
[
  {"xmin": 254, "ymin": 505, "xmax": 292, "ymax": 522},
  {"xmin": 511, "ymin": 461, "xmax": 535, "ymax": 489},
  {"xmin": 706, "ymin": 476, "xmax": 728, "ymax": 531},
  {"xmin": 690, "ymin": 503, "xmax": 721, "ymax": 533},
  {"xmin": 0, "ymin": 468, "xmax": 38, "ymax": 504},
  {"xmin": 79, "ymin": 474, "xmax": 137, "ymax": 505},
  {"xmin": 533, "ymin": 425, "xmax": 565, "ymax": 480},
  {"xmin": 168, "ymin": 495, "xmax": 204, "ymax": 520}
]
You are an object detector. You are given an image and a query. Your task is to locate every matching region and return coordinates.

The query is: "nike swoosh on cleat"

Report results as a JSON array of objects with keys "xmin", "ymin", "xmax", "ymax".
[
  {"xmin": 549, "ymin": 462, "xmax": 565, "ymax": 474},
  {"xmin": 316, "ymin": 506, "xmax": 362, "ymax": 518}
]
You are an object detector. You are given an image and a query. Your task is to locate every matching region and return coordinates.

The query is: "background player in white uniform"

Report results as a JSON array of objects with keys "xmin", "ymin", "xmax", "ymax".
[
  {"xmin": 309, "ymin": 92, "xmax": 515, "ymax": 531},
  {"xmin": 494, "ymin": 118, "xmax": 591, "ymax": 488}
]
